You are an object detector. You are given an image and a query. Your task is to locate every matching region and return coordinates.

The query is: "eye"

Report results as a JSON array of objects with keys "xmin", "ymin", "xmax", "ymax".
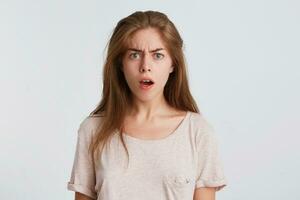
[
  {"xmin": 129, "ymin": 52, "xmax": 140, "ymax": 59},
  {"xmin": 154, "ymin": 53, "xmax": 164, "ymax": 60}
]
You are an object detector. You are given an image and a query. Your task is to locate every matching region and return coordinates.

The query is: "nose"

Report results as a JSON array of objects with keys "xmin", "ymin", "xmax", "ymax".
[
  {"xmin": 139, "ymin": 67, "xmax": 151, "ymax": 72},
  {"xmin": 139, "ymin": 54, "xmax": 152, "ymax": 73}
]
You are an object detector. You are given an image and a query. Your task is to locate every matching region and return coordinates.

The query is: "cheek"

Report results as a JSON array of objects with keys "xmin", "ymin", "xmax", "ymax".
[
  {"xmin": 122, "ymin": 62, "xmax": 133, "ymax": 77},
  {"xmin": 123, "ymin": 70, "xmax": 134, "ymax": 84},
  {"xmin": 157, "ymin": 69, "xmax": 172, "ymax": 86},
  {"xmin": 122, "ymin": 66, "xmax": 138, "ymax": 86}
]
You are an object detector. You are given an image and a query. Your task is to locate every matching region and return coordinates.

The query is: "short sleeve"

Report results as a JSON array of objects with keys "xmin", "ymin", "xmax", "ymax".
[
  {"xmin": 67, "ymin": 119, "xmax": 97, "ymax": 199},
  {"xmin": 195, "ymin": 119, "xmax": 227, "ymax": 191}
]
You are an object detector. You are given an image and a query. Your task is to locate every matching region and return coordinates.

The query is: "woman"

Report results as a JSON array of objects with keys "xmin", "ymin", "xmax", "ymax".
[{"xmin": 67, "ymin": 10, "xmax": 227, "ymax": 200}]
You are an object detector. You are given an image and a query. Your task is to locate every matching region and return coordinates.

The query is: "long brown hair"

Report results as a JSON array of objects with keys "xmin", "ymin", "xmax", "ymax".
[{"xmin": 88, "ymin": 10, "xmax": 200, "ymax": 167}]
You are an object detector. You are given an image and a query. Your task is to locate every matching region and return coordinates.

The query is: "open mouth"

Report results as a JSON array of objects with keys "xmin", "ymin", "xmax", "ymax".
[{"xmin": 139, "ymin": 80, "xmax": 154, "ymax": 86}]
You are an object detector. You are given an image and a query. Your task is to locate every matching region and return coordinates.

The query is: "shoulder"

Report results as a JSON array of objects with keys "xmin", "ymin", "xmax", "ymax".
[
  {"xmin": 189, "ymin": 111, "xmax": 214, "ymax": 132},
  {"xmin": 188, "ymin": 111, "xmax": 217, "ymax": 141},
  {"xmin": 77, "ymin": 114, "xmax": 104, "ymax": 139}
]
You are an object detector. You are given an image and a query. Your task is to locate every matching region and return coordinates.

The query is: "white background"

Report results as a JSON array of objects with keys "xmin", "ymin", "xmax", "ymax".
[{"xmin": 0, "ymin": 0, "xmax": 299, "ymax": 199}]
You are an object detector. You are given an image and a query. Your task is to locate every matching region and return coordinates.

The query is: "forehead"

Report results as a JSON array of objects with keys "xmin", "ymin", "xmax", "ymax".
[{"xmin": 126, "ymin": 28, "xmax": 167, "ymax": 51}]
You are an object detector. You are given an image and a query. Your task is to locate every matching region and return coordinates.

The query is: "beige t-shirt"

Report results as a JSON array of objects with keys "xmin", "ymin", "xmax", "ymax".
[{"xmin": 67, "ymin": 111, "xmax": 227, "ymax": 200}]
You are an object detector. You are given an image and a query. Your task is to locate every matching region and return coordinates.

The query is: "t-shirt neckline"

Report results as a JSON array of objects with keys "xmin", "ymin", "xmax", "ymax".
[{"xmin": 122, "ymin": 111, "xmax": 191, "ymax": 143}]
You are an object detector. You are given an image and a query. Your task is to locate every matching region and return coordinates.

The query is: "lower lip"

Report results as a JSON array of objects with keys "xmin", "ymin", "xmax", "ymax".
[{"xmin": 139, "ymin": 83, "xmax": 154, "ymax": 90}]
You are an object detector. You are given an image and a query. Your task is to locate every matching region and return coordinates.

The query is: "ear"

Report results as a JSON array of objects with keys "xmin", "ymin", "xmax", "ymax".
[{"xmin": 169, "ymin": 66, "xmax": 174, "ymax": 73}]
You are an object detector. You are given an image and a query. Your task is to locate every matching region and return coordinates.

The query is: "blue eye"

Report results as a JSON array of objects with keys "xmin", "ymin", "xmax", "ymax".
[
  {"xmin": 129, "ymin": 52, "xmax": 140, "ymax": 59},
  {"xmin": 154, "ymin": 53, "xmax": 164, "ymax": 60},
  {"xmin": 128, "ymin": 52, "xmax": 164, "ymax": 60}
]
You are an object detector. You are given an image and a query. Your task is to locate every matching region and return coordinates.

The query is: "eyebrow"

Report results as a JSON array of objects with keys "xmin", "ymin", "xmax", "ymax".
[{"xmin": 127, "ymin": 48, "xmax": 164, "ymax": 53}]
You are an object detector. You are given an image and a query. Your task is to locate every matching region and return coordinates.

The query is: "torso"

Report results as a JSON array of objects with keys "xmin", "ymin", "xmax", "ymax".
[
  {"xmin": 122, "ymin": 109, "xmax": 188, "ymax": 140},
  {"xmin": 93, "ymin": 110, "xmax": 199, "ymax": 200}
]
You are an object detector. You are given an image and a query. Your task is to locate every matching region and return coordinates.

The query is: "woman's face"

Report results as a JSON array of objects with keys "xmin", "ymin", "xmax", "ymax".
[{"xmin": 121, "ymin": 28, "xmax": 174, "ymax": 102}]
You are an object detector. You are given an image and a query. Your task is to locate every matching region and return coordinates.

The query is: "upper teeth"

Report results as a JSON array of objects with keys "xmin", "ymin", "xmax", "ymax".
[{"xmin": 143, "ymin": 80, "xmax": 151, "ymax": 82}]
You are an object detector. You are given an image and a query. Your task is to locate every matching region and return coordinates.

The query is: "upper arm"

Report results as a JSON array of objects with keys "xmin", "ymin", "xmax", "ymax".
[
  {"xmin": 67, "ymin": 119, "xmax": 97, "ymax": 199},
  {"xmin": 193, "ymin": 187, "xmax": 216, "ymax": 200},
  {"xmin": 194, "ymin": 118, "xmax": 227, "ymax": 191},
  {"xmin": 75, "ymin": 192, "xmax": 95, "ymax": 200}
]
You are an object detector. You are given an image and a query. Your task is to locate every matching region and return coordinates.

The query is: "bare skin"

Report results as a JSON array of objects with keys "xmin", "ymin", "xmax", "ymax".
[
  {"xmin": 123, "ymin": 108, "xmax": 187, "ymax": 140},
  {"xmin": 193, "ymin": 187, "xmax": 216, "ymax": 200}
]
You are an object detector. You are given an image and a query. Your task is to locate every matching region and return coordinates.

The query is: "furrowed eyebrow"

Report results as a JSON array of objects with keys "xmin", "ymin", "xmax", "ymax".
[{"xmin": 127, "ymin": 48, "xmax": 164, "ymax": 53}]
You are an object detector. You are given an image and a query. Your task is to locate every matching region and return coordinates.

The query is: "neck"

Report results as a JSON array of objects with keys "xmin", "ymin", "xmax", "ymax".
[{"xmin": 126, "ymin": 95, "xmax": 174, "ymax": 121}]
